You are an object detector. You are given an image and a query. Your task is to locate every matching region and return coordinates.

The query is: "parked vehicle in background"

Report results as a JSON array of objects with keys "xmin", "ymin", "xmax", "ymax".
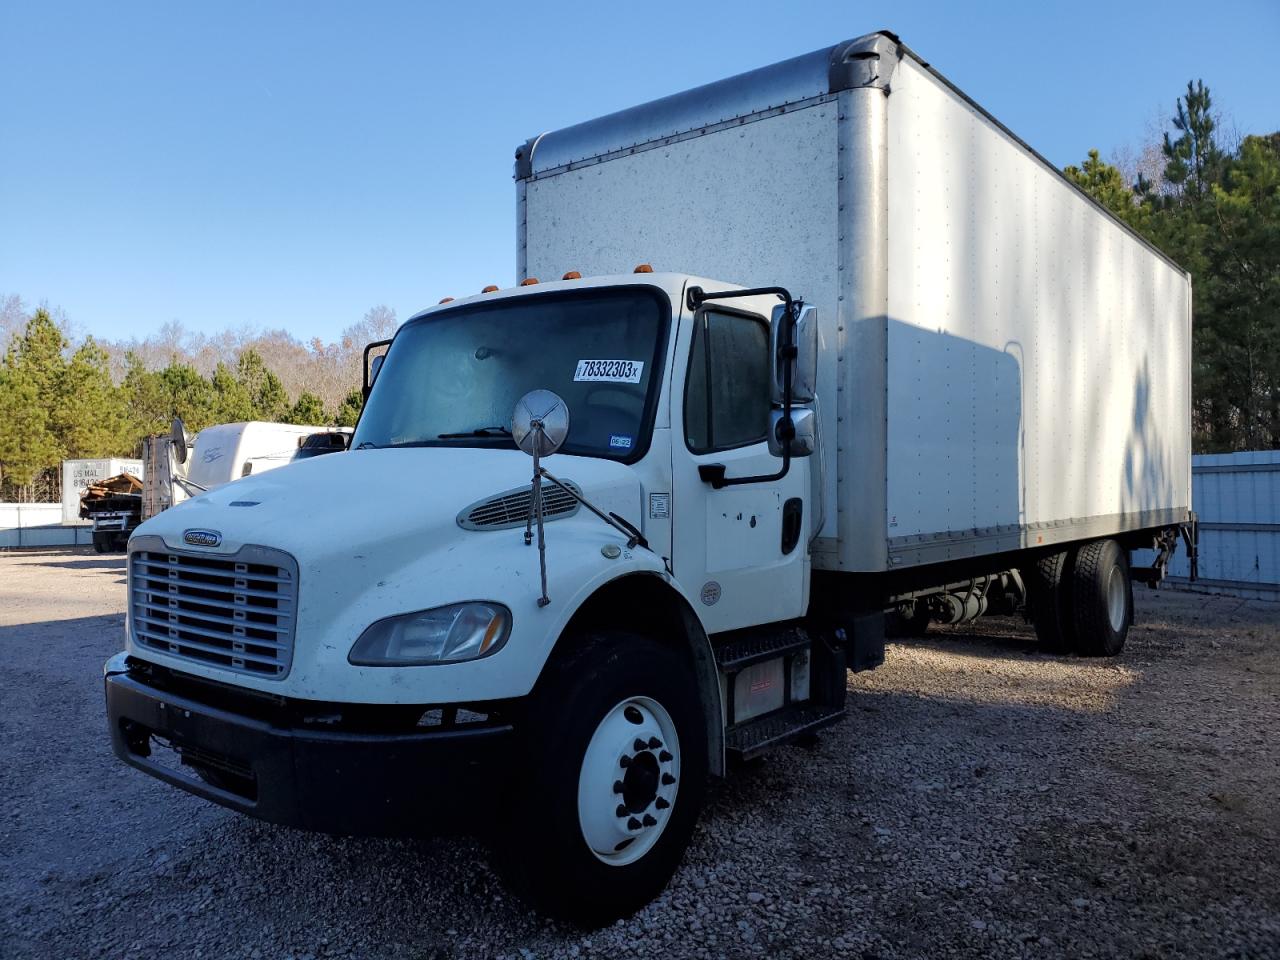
[
  {"xmin": 141, "ymin": 420, "xmax": 351, "ymax": 520},
  {"xmin": 79, "ymin": 473, "xmax": 144, "ymax": 553},
  {"xmin": 104, "ymin": 31, "xmax": 1197, "ymax": 924}
]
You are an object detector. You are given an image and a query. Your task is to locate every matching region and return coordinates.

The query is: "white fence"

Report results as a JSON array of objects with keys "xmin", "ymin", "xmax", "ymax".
[
  {"xmin": 1169, "ymin": 451, "xmax": 1280, "ymax": 601},
  {"xmin": 0, "ymin": 504, "xmax": 94, "ymax": 549}
]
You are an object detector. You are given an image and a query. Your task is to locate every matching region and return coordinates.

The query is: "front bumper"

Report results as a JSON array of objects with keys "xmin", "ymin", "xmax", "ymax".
[{"xmin": 104, "ymin": 653, "xmax": 514, "ymax": 836}]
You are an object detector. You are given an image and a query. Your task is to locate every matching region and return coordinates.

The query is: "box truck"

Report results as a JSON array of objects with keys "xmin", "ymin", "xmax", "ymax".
[
  {"xmin": 140, "ymin": 420, "xmax": 352, "ymax": 520},
  {"xmin": 105, "ymin": 31, "xmax": 1195, "ymax": 923}
]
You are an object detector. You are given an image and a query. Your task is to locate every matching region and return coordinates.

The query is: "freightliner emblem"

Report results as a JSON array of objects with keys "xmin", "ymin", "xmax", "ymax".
[{"xmin": 183, "ymin": 529, "xmax": 223, "ymax": 548}]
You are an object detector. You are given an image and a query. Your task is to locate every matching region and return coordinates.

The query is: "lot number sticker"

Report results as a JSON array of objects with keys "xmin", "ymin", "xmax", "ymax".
[{"xmin": 574, "ymin": 360, "xmax": 644, "ymax": 384}]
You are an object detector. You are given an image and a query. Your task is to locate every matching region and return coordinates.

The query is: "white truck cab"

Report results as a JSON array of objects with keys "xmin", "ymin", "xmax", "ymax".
[{"xmin": 106, "ymin": 31, "xmax": 1195, "ymax": 925}]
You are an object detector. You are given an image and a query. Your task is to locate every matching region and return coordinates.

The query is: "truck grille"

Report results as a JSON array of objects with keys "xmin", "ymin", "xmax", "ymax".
[{"xmin": 128, "ymin": 540, "xmax": 298, "ymax": 679}]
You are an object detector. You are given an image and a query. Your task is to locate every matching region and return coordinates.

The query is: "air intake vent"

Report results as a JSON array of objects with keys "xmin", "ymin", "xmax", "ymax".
[{"xmin": 458, "ymin": 481, "xmax": 581, "ymax": 531}]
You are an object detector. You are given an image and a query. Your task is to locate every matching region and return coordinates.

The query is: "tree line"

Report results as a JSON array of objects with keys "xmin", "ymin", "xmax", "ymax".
[
  {"xmin": 0, "ymin": 306, "xmax": 390, "ymax": 501},
  {"xmin": 1063, "ymin": 81, "xmax": 1279, "ymax": 452}
]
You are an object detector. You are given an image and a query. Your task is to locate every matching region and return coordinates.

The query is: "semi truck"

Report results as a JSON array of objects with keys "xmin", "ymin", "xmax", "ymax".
[{"xmin": 104, "ymin": 31, "xmax": 1195, "ymax": 924}]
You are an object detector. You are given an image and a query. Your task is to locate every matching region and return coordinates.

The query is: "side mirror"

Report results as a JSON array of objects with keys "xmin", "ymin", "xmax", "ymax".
[
  {"xmin": 768, "ymin": 407, "xmax": 816, "ymax": 458},
  {"xmin": 363, "ymin": 338, "xmax": 393, "ymax": 400},
  {"xmin": 769, "ymin": 303, "xmax": 817, "ymax": 404},
  {"xmin": 512, "ymin": 390, "xmax": 570, "ymax": 458},
  {"xmin": 170, "ymin": 416, "xmax": 189, "ymax": 466}
]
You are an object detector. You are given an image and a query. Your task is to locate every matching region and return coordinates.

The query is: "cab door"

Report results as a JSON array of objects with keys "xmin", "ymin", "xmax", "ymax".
[{"xmin": 670, "ymin": 297, "xmax": 810, "ymax": 633}]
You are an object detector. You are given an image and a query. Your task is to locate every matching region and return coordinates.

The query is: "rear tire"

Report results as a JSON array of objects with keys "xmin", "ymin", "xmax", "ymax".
[
  {"xmin": 1071, "ymin": 539, "xmax": 1132, "ymax": 657},
  {"xmin": 1025, "ymin": 549, "xmax": 1076, "ymax": 652},
  {"xmin": 497, "ymin": 631, "xmax": 708, "ymax": 926},
  {"xmin": 92, "ymin": 532, "xmax": 112, "ymax": 553}
]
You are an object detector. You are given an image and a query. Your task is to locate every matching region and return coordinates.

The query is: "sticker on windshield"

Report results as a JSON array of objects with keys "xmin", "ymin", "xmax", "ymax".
[
  {"xmin": 609, "ymin": 434, "xmax": 633, "ymax": 450},
  {"xmin": 574, "ymin": 360, "xmax": 644, "ymax": 384}
]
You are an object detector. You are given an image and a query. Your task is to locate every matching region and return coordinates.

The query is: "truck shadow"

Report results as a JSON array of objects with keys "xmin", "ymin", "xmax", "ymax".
[{"xmin": 23, "ymin": 557, "xmax": 127, "ymax": 571}]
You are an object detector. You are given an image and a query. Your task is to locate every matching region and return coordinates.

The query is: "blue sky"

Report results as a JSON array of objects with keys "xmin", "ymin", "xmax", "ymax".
[{"xmin": 2, "ymin": 1, "xmax": 1277, "ymax": 344}]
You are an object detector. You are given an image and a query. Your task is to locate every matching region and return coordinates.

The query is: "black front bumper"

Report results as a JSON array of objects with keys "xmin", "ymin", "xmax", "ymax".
[{"xmin": 104, "ymin": 654, "xmax": 514, "ymax": 836}]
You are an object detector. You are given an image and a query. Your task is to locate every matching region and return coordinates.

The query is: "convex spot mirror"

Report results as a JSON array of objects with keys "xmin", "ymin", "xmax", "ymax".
[
  {"xmin": 369, "ymin": 354, "xmax": 384, "ymax": 386},
  {"xmin": 769, "ymin": 303, "xmax": 818, "ymax": 405},
  {"xmin": 512, "ymin": 389, "xmax": 570, "ymax": 458},
  {"xmin": 170, "ymin": 416, "xmax": 190, "ymax": 465},
  {"xmin": 768, "ymin": 407, "xmax": 817, "ymax": 459}
]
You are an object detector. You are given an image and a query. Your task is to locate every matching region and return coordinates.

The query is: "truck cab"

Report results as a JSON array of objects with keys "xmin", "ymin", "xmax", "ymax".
[{"xmin": 106, "ymin": 271, "xmax": 849, "ymax": 924}]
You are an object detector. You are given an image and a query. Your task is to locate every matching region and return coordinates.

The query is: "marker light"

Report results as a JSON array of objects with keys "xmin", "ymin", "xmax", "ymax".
[
  {"xmin": 562, "ymin": 271, "xmax": 582, "ymax": 280},
  {"xmin": 520, "ymin": 277, "xmax": 540, "ymax": 286},
  {"xmin": 482, "ymin": 285, "xmax": 500, "ymax": 293},
  {"xmin": 634, "ymin": 264, "xmax": 654, "ymax": 273},
  {"xmin": 438, "ymin": 297, "xmax": 455, "ymax": 304}
]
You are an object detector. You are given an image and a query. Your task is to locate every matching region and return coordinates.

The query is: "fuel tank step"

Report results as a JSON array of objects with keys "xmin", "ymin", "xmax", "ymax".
[
  {"xmin": 725, "ymin": 703, "xmax": 846, "ymax": 761},
  {"xmin": 713, "ymin": 625, "xmax": 810, "ymax": 674}
]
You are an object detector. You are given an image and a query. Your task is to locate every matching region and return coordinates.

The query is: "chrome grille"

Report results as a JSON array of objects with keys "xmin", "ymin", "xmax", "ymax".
[
  {"xmin": 128, "ymin": 538, "xmax": 298, "ymax": 679},
  {"xmin": 458, "ymin": 481, "xmax": 581, "ymax": 531}
]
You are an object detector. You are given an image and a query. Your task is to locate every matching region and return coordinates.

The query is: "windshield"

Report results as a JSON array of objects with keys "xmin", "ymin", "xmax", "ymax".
[{"xmin": 352, "ymin": 287, "xmax": 669, "ymax": 461}]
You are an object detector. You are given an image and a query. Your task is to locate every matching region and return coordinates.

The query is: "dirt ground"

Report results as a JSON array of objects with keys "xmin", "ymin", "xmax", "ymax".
[{"xmin": 1, "ymin": 548, "xmax": 1277, "ymax": 959}]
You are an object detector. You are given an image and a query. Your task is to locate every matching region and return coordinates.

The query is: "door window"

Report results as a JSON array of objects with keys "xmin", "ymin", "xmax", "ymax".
[{"xmin": 684, "ymin": 310, "xmax": 770, "ymax": 454}]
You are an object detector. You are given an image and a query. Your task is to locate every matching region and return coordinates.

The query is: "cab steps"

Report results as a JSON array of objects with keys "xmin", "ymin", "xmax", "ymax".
[
  {"xmin": 725, "ymin": 703, "xmax": 846, "ymax": 761},
  {"xmin": 714, "ymin": 625, "xmax": 809, "ymax": 673}
]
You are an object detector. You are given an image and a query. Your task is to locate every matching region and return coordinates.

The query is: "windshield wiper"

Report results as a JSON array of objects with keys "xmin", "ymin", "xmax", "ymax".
[
  {"xmin": 355, "ymin": 441, "xmax": 380, "ymax": 450},
  {"xmin": 437, "ymin": 426, "xmax": 513, "ymax": 439}
]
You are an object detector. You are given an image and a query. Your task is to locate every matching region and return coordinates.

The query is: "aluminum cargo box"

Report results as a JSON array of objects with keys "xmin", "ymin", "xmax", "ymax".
[{"xmin": 517, "ymin": 31, "xmax": 1192, "ymax": 574}]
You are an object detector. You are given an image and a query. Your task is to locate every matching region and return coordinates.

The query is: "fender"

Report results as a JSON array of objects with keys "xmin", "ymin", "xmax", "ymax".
[{"xmin": 555, "ymin": 569, "xmax": 726, "ymax": 777}]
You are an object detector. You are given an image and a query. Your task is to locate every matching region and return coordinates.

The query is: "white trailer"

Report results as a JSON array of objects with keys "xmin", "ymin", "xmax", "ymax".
[{"xmin": 105, "ymin": 32, "xmax": 1195, "ymax": 925}]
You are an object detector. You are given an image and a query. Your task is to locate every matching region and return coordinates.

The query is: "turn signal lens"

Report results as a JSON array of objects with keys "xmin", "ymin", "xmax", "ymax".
[
  {"xmin": 633, "ymin": 263, "xmax": 653, "ymax": 273},
  {"xmin": 520, "ymin": 277, "xmax": 539, "ymax": 286},
  {"xmin": 562, "ymin": 271, "xmax": 582, "ymax": 280},
  {"xmin": 482, "ymin": 285, "xmax": 500, "ymax": 293},
  {"xmin": 438, "ymin": 296, "xmax": 455, "ymax": 304}
]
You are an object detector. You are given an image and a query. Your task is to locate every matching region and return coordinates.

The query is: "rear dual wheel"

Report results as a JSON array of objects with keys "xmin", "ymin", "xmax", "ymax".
[{"xmin": 1025, "ymin": 539, "xmax": 1132, "ymax": 657}]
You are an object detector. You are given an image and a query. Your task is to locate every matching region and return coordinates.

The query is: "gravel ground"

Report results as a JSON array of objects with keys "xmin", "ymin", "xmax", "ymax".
[{"xmin": 2, "ymin": 548, "xmax": 1278, "ymax": 959}]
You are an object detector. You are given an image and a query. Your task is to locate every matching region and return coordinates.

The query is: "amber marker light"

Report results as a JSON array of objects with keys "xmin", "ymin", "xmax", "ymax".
[
  {"xmin": 520, "ymin": 277, "xmax": 540, "ymax": 286},
  {"xmin": 438, "ymin": 297, "xmax": 455, "ymax": 304},
  {"xmin": 633, "ymin": 263, "xmax": 654, "ymax": 273},
  {"xmin": 481, "ymin": 285, "xmax": 500, "ymax": 293},
  {"xmin": 562, "ymin": 271, "xmax": 582, "ymax": 280}
]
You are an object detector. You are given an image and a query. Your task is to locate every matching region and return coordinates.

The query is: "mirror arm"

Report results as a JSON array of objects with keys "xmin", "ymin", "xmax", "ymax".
[
  {"xmin": 539, "ymin": 467, "xmax": 649, "ymax": 550},
  {"xmin": 686, "ymin": 285, "xmax": 799, "ymax": 489},
  {"xmin": 362, "ymin": 338, "xmax": 393, "ymax": 400}
]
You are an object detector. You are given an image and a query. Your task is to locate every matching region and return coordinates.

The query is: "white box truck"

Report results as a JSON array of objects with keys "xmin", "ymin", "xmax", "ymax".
[{"xmin": 105, "ymin": 32, "xmax": 1195, "ymax": 924}]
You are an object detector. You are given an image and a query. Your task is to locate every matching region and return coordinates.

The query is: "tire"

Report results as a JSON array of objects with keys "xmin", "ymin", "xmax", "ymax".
[
  {"xmin": 92, "ymin": 532, "xmax": 112, "ymax": 554},
  {"xmin": 497, "ymin": 631, "xmax": 708, "ymax": 926},
  {"xmin": 1025, "ymin": 549, "xmax": 1076, "ymax": 652},
  {"xmin": 1071, "ymin": 539, "xmax": 1132, "ymax": 657}
]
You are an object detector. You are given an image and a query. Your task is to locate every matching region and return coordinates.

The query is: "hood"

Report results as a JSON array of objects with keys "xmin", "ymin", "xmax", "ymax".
[{"xmin": 136, "ymin": 446, "xmax": 644, "ymax": 564}]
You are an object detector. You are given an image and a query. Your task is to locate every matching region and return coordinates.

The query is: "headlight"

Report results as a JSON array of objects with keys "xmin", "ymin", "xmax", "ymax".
[{"xmin": 348, "ymin": 602, "xmax": 511, "ymax": 666}]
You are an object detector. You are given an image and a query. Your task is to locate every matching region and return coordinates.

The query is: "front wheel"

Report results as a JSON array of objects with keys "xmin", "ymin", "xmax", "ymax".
[{"xmin": 498, "ymin": 631, "xmax": 708, "ymax": 926}]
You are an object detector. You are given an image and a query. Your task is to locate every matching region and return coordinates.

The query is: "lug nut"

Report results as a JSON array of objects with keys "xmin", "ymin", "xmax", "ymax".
[
  {"xmin": 613, "ymin": 780, "xmax": 625, "ymax": 794},
  {"xmin": 659, "ymin": 750, "xmax": 673, "ymax": 762},
  {"xmin": 655, "ymin": 796, "xmax": 670, "ymax": 809},
  {"xmin": 642, "ymin": 814, "xmax": 657, "ymax": 827},
  {"xmin": 619, "ymin": 755, "xmax": 631, "ymax": 768},
  {"xmin": 633, "ymin": 739, "xmax": 648, "ymax": 752},
  {"xmin": 662, "ymin": 773, "xmax": 676, "ymax": 786},
  {"xmin": 627, "ymin": 817, "xmax": 642, "ymax": 831},
  {"xmin": 616, "ymin": 804, "xmax": 628, "ymax": 818},
  {"xmin": 647, "ymin": 737, "xmax": 662, "ymax": 749}
]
